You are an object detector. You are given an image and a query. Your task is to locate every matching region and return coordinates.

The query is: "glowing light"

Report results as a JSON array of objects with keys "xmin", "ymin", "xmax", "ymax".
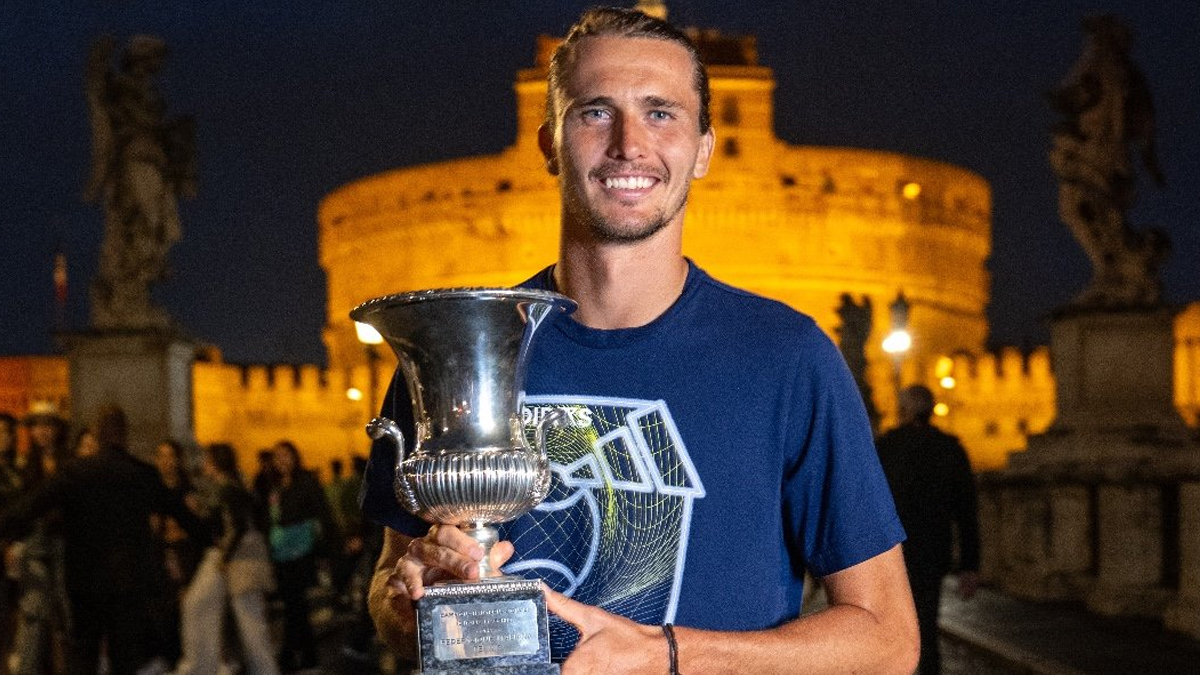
[
  {"xmin": 882, "ymin": 329, "xmax": 912, "ymax": 355},
  {"xmin": 902, "ymin": 182, "xmax": 922, "ymax": 200},
  {"xmin": 935, "ymin": 356, "xmax": 954, "ymax": 379},
  {"xmin": 355, "ymin": 321, "xmax": 384, "ymax": 345},
  {"xmin": 940, "ymin": 376, "xmax": 957, "ymax": 389},
  {"xmin": 346, "ymin": 387, "xmax": 364, "ymax": 402},
  {"xmin": 934, "ymin": 403, "xmax": 950, "ymax": 417}
]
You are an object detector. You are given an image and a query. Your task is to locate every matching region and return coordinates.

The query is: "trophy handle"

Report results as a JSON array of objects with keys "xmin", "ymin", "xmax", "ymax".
[
  {"xmin": 533, "ymin": 408, "xmax": 570, "ymax": 463},
  {"xmin": 366, "ymin": 416, "xmax": 406, "ymax": 469}
]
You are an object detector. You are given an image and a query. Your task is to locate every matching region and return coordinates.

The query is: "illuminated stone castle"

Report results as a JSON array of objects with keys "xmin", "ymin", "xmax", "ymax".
[
  {"xmin": 318, "ymin": 29, "xmax": 993, "ymax": 430},
  {"xmin": 4, "ymin": 21, "xmax": 1198, "ymax": 477},
  {"xmin": 222, "ymin": 25, "xmax": 1200, "ymax": 473}
]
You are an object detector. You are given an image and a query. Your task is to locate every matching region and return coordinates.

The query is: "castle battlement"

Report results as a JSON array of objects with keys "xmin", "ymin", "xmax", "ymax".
[
  {"xmin": 928, "ymin": 347, "xmax": 1056, "ymax": 471},
  {"xmin": 193, "ymin": 356, "xmax": 390, "ymax": 479},
  {"xmin": 947, "ymin": 346, "xmax": 1054, "ymax": 395}
]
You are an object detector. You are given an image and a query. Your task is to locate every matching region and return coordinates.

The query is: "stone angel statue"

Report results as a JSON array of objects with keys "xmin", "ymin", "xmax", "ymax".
[
  {"xmin": 84, "ymin": 35, "xmax": 196, "ymax": 329},
  {"xmin": 1047, "ymin": 15, "xmax": 1168, "ymax": 308},
  {"xmin": 835, "ymin": 293, "xmax": 880, "ymax": 431}
]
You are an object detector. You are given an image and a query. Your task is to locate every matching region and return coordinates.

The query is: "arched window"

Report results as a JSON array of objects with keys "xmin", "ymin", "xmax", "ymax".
[{"xmin": 721, "ymin": 97, "xmax": 740, "ymax": 125}]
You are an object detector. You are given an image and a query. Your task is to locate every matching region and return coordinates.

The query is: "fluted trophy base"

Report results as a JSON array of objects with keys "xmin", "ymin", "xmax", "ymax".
[{"xmin": 414, "ymin": 577, "xmax": 558, "ymax": 675}]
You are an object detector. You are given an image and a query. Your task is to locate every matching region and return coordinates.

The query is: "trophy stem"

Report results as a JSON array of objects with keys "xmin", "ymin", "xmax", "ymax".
[{"xmin": 463, "ymin": 523, "xmax": 500, "ymax": 579}]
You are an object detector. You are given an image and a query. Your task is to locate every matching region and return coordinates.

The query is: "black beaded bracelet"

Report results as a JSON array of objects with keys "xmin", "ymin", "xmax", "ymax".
[{"xmin": 662, "ymin": 623, "xmax": 680, "ymax": 675}]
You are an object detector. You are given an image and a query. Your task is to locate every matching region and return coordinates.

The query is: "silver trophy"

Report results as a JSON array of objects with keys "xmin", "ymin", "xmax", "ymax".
[{"xmin": 350, "ymin": 288, "xmax": 575, "ymax": 675}]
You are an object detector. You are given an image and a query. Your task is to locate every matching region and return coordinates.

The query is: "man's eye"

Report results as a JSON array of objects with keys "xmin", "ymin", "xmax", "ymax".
[
  {"xmin": 649, "ymin": 110, "xmax": 673, "ymax": 121},
  {"xmin": 582, "ymin": 109, "xmax": 609, "ymax": 121}
]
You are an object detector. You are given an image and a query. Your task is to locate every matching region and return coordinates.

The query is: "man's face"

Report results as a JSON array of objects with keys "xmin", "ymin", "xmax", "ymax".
[{"xmin": 542, "ymin": 36, "xmax": 714, "ymax": 244}]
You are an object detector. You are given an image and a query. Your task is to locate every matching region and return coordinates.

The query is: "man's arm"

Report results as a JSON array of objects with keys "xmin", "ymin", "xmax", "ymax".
[
  {"xmin": 546, "ymin": 544, "xmax": 919, "ymax": 675},
  {"xmin": 368, "ymin": 528, "xmax": 418, "ymax": 655}
]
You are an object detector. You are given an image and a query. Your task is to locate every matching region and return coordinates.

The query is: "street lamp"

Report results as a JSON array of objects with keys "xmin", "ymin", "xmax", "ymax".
[
  {"xmin": 354, "ymin": 321, "xmax": 384, "ymax": 419},
  {"xmin": 882, "ymin": 291, "xmax": 911, "ymax": 355},
  {"xmin": 882, "ymin": 291, "xmax": 911, "ymax": 420}
]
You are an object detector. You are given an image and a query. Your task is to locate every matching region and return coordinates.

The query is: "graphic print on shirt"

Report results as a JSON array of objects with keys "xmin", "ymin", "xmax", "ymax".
[{"xmin": 501, "ymin": 395, "xmax": 705, "ymax": 655}]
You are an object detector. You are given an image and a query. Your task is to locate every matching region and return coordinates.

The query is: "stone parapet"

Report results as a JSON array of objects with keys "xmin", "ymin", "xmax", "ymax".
[
  {"xmin": 1165, "ymin": 482, "xmax": 1200, "ymax": 639},
  {"xmin": 980, "ymin": 439, "xmax": 1200, "ymax": 628}
]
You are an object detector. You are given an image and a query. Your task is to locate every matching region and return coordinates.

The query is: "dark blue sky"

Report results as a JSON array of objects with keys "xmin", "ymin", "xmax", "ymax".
[{"xmin": 2, "ymin": 1, "xmax": 1197, "ymax": 365}]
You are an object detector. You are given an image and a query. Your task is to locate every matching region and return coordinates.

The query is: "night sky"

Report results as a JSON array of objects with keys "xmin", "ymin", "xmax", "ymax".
[{"xmin": 2, "ymin": 1, "xmax": 1197, "ymax": 365}]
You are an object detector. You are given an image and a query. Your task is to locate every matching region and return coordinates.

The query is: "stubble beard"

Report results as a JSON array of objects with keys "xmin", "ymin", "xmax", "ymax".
[{"xmin": 563, "ymin": 174, "xmax": 691, "ymax": 245}]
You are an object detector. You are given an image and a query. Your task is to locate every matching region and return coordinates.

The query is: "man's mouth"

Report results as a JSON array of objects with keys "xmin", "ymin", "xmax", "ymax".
[{"xmin": 601, "ymin": 175, "xmax": 656, "ymax": 190}]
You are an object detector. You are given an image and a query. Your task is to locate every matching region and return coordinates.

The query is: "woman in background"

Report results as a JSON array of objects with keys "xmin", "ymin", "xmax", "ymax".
[
  {"xmin": 268, "ymin": 440, "xmax": 337, "ymax": 674},
  {"xmin": 151, "ymin": 440, "xmax": 202, "ymax": 669},
  {"xmin": 6, "ymin": 404, "xmax": 71, "ymax": 675},
  {"xmin": 173, "ymin": 443, "xmax": 278, "ymax": 675}
]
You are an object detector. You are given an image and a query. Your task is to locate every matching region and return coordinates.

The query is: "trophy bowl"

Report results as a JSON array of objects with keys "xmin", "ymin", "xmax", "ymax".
[{"xmin": 351, "ymin": 287, "xmax": 573, "ymax": 674}]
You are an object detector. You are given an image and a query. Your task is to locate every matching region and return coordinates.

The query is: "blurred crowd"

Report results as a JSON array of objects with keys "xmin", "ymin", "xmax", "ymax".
[{"xmin": 0, "ymin": 403, "xmax": 382, "ymax": 675}]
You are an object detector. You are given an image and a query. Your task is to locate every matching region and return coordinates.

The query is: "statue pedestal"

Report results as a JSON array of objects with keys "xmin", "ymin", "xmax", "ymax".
[
  {"xmin": 1045, "ymin": 307, "xmax": 1186, "ymax": 441},
  {"xmin": 61, "ymin": 328, "xmax": 197, "ymax": 459}
]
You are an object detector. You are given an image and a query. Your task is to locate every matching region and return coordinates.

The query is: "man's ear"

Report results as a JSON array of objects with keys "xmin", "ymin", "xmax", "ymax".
[
  {"xmin": 692, "ymin": 127, "xmax": 716, "ymax": 179},
  {"xmin": 538, "ymin": 125, "xmax": 559, "ymax": 176}
]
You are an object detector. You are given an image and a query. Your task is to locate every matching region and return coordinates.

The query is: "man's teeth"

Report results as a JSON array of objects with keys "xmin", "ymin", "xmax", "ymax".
[{"xmin": 604, "ymin": 176, "xmax": 653, "ymax": 189}]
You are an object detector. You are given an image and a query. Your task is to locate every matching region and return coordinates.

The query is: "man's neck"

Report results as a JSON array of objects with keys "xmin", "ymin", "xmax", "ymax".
[{"xmin": 554, "ymin": 234, "xmax": 688, "ymax": 330}]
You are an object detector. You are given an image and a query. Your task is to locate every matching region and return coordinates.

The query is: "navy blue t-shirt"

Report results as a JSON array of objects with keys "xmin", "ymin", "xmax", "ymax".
[{"xmin": 361, "ymin": 261, "xmax": 904, "ymax": 658}]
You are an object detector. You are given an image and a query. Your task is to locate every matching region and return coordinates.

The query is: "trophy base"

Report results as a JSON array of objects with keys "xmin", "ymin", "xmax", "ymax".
[
  {"xmin": 415, "ymin": 577, "xmax": 557, "ymax": 675},
  {"xmin": 419, "ymin": 665, "xmax": 559, "ymax": 675}
]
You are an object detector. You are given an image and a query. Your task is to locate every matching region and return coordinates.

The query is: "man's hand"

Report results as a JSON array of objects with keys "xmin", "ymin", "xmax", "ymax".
[
  {"xmin": 393, "ymin": 524, "xmax": 515, "ymax": 599},
  {"xmin": 544, "ymin": 586, "xmax": 666, "ymax": 675}
]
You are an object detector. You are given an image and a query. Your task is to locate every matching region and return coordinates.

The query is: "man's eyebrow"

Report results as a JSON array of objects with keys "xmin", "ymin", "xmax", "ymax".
[
  {"xmin": 573, "ymin": 96, "xmax": 615, "ymax": 109},
  {"xmin": 643, "ymin": 96, "xmax": 683, "ymax": 109},
  {"xmin": 569, "ymin": 95, "xmax": 686, "ymax": 109}
]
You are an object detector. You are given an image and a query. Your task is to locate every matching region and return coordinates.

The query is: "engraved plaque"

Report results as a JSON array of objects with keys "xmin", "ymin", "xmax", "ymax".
[{"xmin": 431, "ymin": 599, "xmax": 540, "ymax": 661}]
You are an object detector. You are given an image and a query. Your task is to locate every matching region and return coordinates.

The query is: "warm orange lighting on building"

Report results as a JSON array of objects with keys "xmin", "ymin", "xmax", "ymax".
[{"xmin": 19, "ymin": 19, "xmax": 1200, "ymax": 479}]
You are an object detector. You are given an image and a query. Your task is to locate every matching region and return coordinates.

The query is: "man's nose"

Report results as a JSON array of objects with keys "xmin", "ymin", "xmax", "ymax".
[{"xmin": 607, "ymin": 116, "xmax": 647, "ymax": 161}]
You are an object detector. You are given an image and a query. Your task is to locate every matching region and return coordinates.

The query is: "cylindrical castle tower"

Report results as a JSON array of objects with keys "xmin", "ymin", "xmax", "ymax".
[{"xmin": 319, "ymin": 27, "xmax": 991, "ymax": 422}]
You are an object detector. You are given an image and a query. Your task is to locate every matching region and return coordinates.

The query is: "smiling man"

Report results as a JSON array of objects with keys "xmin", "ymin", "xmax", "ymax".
[{"xmin": 364, "ymin": 7, "xmax": 918, "ymax": 675}]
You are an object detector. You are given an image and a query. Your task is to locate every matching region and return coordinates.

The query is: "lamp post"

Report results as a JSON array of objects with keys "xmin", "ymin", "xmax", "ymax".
[
  {"xmin": 354, "ymin": 321, "xmax": 384, "ymax": 419},
  {"xmin": 881, "ymin": 291, "xmax": 911, "ymax": 421}
]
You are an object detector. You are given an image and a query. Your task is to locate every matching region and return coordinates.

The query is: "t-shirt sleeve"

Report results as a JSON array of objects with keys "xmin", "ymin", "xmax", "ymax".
[
  {"xmin": 359, "ymin": 367, "xmax": 431, "ymax": 537},
  {"xmin": 782, "ymin": 329, "xmax": 906, "ymax": 578}
]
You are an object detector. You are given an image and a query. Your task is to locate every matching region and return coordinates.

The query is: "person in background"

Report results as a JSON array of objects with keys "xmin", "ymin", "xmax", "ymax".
[
  {"xmin": 0, "ymin": 414, "xmax": 19, "ymax": 497},
  {"xmin": 323, "ymin": 459, "xmax": 363, "ymax": 606},
  {"xmin": 268, "ymin": 441, "xmax": 338, "ymax": 674},
  {"xmin": 150, "ymin": 440, "xmax": 203, "ymax": 672},
  {"xmin": 0, "ymin": 412, "xmax": 20, "ymax": 672},
  {"xmin": 172, "ymin": 443, "xmax": 278, "ymax": 675},
  {"xmin": 339, "ymin": 456, "xmax": 379, "ymax": 665},
  {"xmin": 69, "ymin": 430, "xmax": 99, "ymax": 460},
  {"xmin": 250, "ymin": 450, "xmax": 278, "ymax": 508},
  {"xmin": 0, "ymin": 406, "xmax": 205, "ymax": 675},
  {"xmin": 876, "ymin": 384, "xmax": 980, "ymax": 675},
  {"xmin": 7, "ymin": 403, "xmax": 71, "ymax": 675}
]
